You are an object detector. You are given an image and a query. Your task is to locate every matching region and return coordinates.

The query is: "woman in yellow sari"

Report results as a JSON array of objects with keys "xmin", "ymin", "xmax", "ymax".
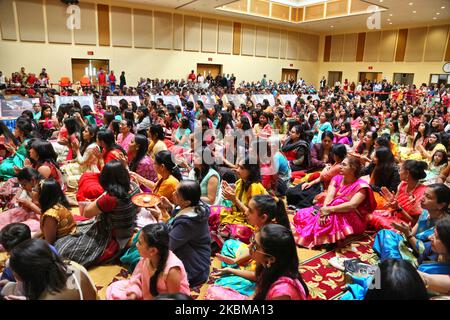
[{"xmin": 219, "ymin": 157, "xmax": 267, "ymax": 241}]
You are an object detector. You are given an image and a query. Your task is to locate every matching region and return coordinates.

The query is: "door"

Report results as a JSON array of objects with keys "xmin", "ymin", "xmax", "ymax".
[
  {"xmin": 393, "ymin": 73, "xmax": 414, "ymax": 85},
  {"xmin": 72, "ymin": 59, "xmax": 109, "ymax": 84},
  {"xmin": 359, "ymin": 72, "xmax": 383, "ymax": 83},
  {"xmin": 281, "ymin": 68, "xmax": 298, "ymax": 82},
  {"xmin": 197, "ymin": 64, "xmax": 222, "ymax": 78},
  {"xmin": 328, "ymin": 71, "xmax": 342, "ymax": 87}
]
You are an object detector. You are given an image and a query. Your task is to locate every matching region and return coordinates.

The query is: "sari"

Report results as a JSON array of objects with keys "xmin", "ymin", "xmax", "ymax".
[
  {"xmin": 368, "ymin": 181, "xmax": 427, "ymax": 231},
  {"xmin": 0, "ymin": 139, "xmax": 28, "ymax": 181},
  {"xmin": 292, "ymin": 174, "xmax": 376, "ymax": 248},
  {"xmin": 117, "ymin": 132, "xmax": 135, "ymax": 153},
  {"xmin": 214, "ymin": 238, "xmax": 256, "ymax": 296},
  {"xmin": 373, "ymin": 210, "xmax": 438, "ymax": 264}
]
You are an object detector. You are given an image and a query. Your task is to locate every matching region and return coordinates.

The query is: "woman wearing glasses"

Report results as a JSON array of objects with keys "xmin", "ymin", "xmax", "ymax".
[{"xmin": 251, "ymin": 224, "xmax": 309, "ymax": 300}]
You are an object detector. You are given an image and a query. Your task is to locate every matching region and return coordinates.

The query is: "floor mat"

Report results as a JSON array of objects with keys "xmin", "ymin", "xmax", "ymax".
[{"xmin": 299, "ymin": 233, "xmax": 378, "ymax": 300}]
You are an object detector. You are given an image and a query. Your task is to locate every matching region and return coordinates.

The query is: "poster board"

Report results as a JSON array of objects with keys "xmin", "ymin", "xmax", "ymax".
[
  {"xmin": 279, "ymin": 95, "xmax": 299, "ymax": 105},
  {"xmin": 224, "ymin": 94, "xmax": 247, "ymax": 107},
  {"xmin": 0, "ymin": 98, "xmax": 39, "ymax": 118}
]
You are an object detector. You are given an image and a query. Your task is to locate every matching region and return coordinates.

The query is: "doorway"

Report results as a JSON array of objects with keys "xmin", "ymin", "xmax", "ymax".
[
  {"xmin": 328, "ymin": 71, "xmax": 342, "ymax": 87},
  {"xmin": 197, "ymin": 64, "xmax": 222, "ymax": 78},
  {"xmin": 281, "ymin": 68, "xmax": 298, "ymax": 82},
  {"xmin": 393, "ymin": 73, "xmax": 414, "ymax": 85},
  {"xmin": 359, "ymin": 72, "xmax": 383, "ymax": 83},
  {"xmin": 72, "ymin": 59, "xmax": 110, "ymax": 84},
  {"xmin": 429, "ymin": 74, "xmax": 450, "ymax": 87}
]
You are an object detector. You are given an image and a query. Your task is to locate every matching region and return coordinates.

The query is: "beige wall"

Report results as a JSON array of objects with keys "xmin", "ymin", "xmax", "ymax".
[
  {"xmin": 316, "ymin": 61, "xmax": 447, "ymax": 87},
  {"xmin": 0, "ymin": 0, "xmax": 320, "ymax": 86},
  {"xmin": 0, "ymin": 40, "xmax": 318, "ymax": 86}
]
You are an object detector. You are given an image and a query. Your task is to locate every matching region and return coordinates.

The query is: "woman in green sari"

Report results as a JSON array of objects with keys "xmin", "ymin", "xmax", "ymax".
[{"xmin": 0, "ymin": 118, "xmax": 33, "ymax": 181}]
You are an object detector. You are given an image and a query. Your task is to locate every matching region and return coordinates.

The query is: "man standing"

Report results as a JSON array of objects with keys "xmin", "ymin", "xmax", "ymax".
[
  {"xmin": 108, "ymin": 70, "xmax": 116, "ymax": 91},
  {"xmin": 0, "ymin": 71, "xmax": 6, "ymax": 90},
  {"xmin": 261, "ymin": 74, "xmax": 267, "ymax": 88},
  {"xmin": 120, "ymin": 71, "xmax": 126, "ymax": 90},
  {"xmin": 97, "ymin": 68, "xmax": 107, "ymax": 89},
  {"xmin": 320, "ymin": 76, "xmax": 326, "ymax": 90},
  {"xmin": 188, "ymin": 70, "xmax": 196, "ymax": 82}
]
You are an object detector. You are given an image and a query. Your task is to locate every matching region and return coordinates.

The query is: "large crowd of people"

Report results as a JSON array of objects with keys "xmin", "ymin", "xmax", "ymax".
[{"xmin": 0, "ymin": 67, "xmax": 449, "ymax": 300}]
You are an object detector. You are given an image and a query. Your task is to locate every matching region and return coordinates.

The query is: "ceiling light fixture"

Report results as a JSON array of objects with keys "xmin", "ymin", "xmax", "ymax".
[{"xmin": 408, "ymin": 2, "xmax": 413, "ymax": 5}]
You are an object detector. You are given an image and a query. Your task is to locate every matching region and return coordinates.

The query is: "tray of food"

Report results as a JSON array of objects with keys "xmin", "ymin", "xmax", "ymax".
[{"xmin": 131, "ymin": 193, "xmax": 161, "ymax": 208}]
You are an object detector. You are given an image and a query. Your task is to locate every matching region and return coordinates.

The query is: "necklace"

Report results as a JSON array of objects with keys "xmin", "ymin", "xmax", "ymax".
[{"xmin": 405, "ymin": 181, "xmax": 420, "ymax": 203}]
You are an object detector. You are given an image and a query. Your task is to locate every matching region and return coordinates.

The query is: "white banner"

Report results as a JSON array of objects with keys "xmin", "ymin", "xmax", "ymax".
[
  {"xmin": 106, "ymin": 96, "xmax": 140, "ymax": 107},
  {"xmin": 251, "ymin": 94, "xmax": 276, "ymax": 106},
  {"xmin": 151, "ymin": 95, "xmax": 182, "ymax": 106},
  {"xmin": 55, "ymin": 95, "xmax": 94, "ymax": 110}
]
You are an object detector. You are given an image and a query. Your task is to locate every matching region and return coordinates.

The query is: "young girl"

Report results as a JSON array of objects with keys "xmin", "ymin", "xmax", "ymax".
[
  {"xmin": 0, "ymin": 168, "xmax": 42, "ymax": 242},
  {"xmin": 425, "ymin": 150, "xmax": 448, "ymax": 185},
  {"xmin": 333, "ymin": 121, "xmax": 352, "ymax": 145},
  {"xmin": 128, "ymin": 134, "xmax": 158, "ymax": 192},
  {"xmin": 37, "ymin": 179, "xmax": 76, "ymax": 245},
  {"xmin": 37, "ymin": 105, "xmax": 58, "ymax": 140},
  {"xmin": 106, "ymin": 223, "xmax": 190, "ymax": 300}
]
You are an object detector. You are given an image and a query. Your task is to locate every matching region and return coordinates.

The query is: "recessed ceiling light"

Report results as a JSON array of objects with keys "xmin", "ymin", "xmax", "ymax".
[
  {"xmin": 441, "ymin": 6, "xmax": 445, "ymax": 9},
  {"xmin": 408, "ymin": 2, "xmax": 413, "ymax": 5},
  {"xmin": 389, "ymin": 13, "xmax": 393, "ymax": 16},
  {"xmin": 433, "ymin": 17, "xmax": 437, "ymax": 19},
  {"xmin": 330, "ymin": 25, "xmax": 334, "ymax": 28},
  {"xmin": 389, "ymin": 22, "xmax": 392, "ymax": 25},
  {"xmin": 412, "ymin": 10, "xmax": 416, "ymax": 13},
  {"xmin": 436, "ymin": 12, "xmax": 440, "ymax": 15},
  {"xmin": 387, "ymin": 18, "xmax": 391, "ymax": 21}
]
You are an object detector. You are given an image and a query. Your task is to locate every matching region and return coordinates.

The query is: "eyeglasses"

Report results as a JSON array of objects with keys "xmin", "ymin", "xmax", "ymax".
[{"xmin": 249, "ymin": 234, "xmax": 272, "ymax": 257}]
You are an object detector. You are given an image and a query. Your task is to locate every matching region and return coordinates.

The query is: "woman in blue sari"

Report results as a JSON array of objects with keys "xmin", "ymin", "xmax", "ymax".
[
  {"xmin": 311, "ymin": 112, "xmax": 332, "ymax": 145},
  {"xmin": 373, "ymin": 184, "xmax": 450, "ymax": 264},
  {"xmin": 0, "ymin": 118, "xmax": 33, "ymax": 181},
  {"xmin": 416, "ymin": 217, "xmax": 450, "ymax": 275}
]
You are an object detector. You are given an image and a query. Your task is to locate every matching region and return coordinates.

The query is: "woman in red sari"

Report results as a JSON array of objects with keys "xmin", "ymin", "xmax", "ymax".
[
  {"xmin": 77, "ymin": 129, "xmax": 127, "ymax": 201},
  {"xmin": 367, "ymin": 160, "xmax": 427, "ymax": 231}
]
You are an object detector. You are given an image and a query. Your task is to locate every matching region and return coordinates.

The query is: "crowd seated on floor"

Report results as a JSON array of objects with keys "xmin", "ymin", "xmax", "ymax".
[{"xmin": 0, "ymin": 69, "xmax": 450, "ymax": 300}]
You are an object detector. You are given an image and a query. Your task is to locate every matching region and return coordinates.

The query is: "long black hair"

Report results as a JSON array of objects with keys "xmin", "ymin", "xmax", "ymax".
[
  {"xmin": 435, "ymin": 216, "xmax": 450, "ymax": 254},
  {"xmin": 39, "ymin": 179, "xmax": 70, "ymax": 213},
  {"xmin": 129, "ymin": 134, "xmax": 149, "ymax": 172},
  {"xmin": 99, "ymin": 160, "xmax": 131, "ymax": 200},
  {"xmin": 30, "ymin": 139, "xmax": 59, "ymax": 170},
  {"xmin": 80, "ymin": 125, "xmax": 98, "ymax": 155},
  {"xmin": 216, "ymin": 111, "xmax": 234, "ymax": 138},
  {"xmin": 149, "ymin": 124, "xmax": 165, "ymax": 141},
  {"xmin": 239, "ymin": 156, "xmax": 262, "ymax": 194},
  {"xmin": 413, "ymin": 122, "xmax": 431, "ymax": 149},
  {"xmin": 154, "ymin": 150, "xmax": 183, "ymax": 181},
  {"xmin": 403, "ymin": 160, "xmax": 427, "ymax": 181},
  {"xmin": 365, "ymin": 259, "xmax": 428, "ymax": 300},
  {"xmin": 97, "ymin": 129, "xmax": 126, "ymax": 155},
  {"xmin": 141, "ymin": 223, "xmax": 170, "ymax": 297},
  {"xmin": 64, "ymin": 117, "xmax": 80, "ymax": 137},
  {"xmin": 137, "ymin": 106, "xmax": 149, "ymax": 123},
  {"xmin": 193, "ymin": 147, "xmax": 217, "ymax": 184},
  {"xmin": 9, "ymin": 239, "xmax": 70, "ymax": 300},
  {"xmin": 252, "ymin": 195, "xmax": 290, "ymax": 230},
  {"xmin": 253, "ymin": 224, "xmax": 309, "ymax": 300},
  {"xmin": 0, "ymin": 121, "xmax": 18, "ymax": 146},
  {"xmin": 372, "ymin": 146, "xmax": 397, "ymax": 191}
]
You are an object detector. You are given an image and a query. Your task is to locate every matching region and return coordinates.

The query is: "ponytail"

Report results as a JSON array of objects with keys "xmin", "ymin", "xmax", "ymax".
[
  {"xmin": 252, "ymin": 195, "xmax": 290, "ymax": 230},
  {"xmin": 275, "ymin": 198, "xmax": 291, "ymax": 230}
]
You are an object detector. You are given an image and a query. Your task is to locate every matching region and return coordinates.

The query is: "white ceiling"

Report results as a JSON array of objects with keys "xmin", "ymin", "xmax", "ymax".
[{"xmin": 121, "ymin": 0, "xmax": 450, "ymax": 33}]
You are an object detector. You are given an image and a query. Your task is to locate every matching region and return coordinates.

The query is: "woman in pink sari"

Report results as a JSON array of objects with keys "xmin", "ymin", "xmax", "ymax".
[
  {"xmin": 292, "ymin": 156, "xmax": 376, "ymax": 249},
  {"xmin": 117, "ymin": 119, "xmax": 135, "ymax": 153}
]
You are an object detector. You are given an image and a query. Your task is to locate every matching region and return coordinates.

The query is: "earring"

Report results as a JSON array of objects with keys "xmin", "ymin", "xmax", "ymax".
[{"xmin": 266, "ymin": 261, "xmax": 272, "ymax": 268}]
